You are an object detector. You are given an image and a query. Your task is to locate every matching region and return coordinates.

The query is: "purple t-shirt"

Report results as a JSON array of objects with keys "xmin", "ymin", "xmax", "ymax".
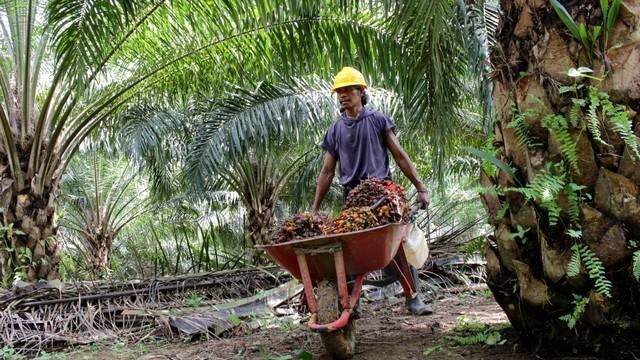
[{"xmin": 321, "ymin": 107, "xmax": 396, "ymax": 187}]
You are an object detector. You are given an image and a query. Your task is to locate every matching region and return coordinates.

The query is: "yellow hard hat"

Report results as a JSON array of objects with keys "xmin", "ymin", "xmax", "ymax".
[{"xmin": 332, "ymin": 67, "xmax": 368, "ymax": 91}]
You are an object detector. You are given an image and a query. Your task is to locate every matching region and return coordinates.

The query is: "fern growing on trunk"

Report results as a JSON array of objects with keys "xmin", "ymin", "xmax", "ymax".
[{"xmin": 481, "ymin": 0, "xmax": 640, "ymax": 343}]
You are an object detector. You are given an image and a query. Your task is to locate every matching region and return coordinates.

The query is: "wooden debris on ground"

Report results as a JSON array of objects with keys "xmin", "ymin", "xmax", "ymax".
[
  {"xmin": 0, "ymin": 267, "xmax": 294, "ymax": 355},
  {"xmin": 158, "ymin": 280, "xmax": 301, "ymax": 337}
]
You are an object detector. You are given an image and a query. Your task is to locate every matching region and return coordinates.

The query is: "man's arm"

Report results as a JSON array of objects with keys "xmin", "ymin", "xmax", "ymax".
[
  {"xmin": 385, "ymin": 129, "xmax": 430, "ymax": 207},
  {"xmin": 312, "ymin": 152, "xmax": 337, "ymax": 212}
]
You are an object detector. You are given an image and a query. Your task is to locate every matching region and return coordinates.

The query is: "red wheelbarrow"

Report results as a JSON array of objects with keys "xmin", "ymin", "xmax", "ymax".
[{"xmin": 258, "ymin": 217, "xmax": 420, "ymax": 359}]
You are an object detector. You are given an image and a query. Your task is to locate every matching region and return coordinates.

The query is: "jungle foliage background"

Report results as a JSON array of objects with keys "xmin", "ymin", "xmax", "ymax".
[
  {"xmin": 0, "ymin": 0, "xmax": 491, "ymax": 285},
  {"xmin": 3, "ymin": 0, "xmax": 640, "ymax": 357}
]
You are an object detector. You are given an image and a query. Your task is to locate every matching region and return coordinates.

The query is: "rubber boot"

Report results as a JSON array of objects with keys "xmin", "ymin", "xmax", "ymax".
[
  {"xmin": 405, "ymin": 266, "xmax": 433, "ymax": 316},
  {"xmin": 351, "ymin": 295, "xmax": 362, "ymax": 319}
]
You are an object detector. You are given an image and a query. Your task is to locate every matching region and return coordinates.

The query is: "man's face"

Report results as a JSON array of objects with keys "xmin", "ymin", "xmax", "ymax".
[{"xmin": 336, "ymin": 86, "xmax": 362, "ymax": 109}]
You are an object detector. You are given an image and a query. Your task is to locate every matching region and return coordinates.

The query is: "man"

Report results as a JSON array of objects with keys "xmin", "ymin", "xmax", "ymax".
[{"xmin": 311, "ymin": 66, "xmax": 433, "ymax": 315}]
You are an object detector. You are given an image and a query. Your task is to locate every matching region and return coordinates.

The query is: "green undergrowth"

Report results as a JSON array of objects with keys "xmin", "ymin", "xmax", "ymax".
[{"xmin": 423, "ymin": 316, "xmax": 511, "ymax": 356}]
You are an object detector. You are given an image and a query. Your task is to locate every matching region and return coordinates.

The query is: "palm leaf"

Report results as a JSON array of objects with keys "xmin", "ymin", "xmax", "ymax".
[
  {"xmin": 466, "ymin": 146, "xmax": 519, "ymax": 184},
  {"xmin": 68, "ymin": 0, "xmax": 467, "ymax": 177}
]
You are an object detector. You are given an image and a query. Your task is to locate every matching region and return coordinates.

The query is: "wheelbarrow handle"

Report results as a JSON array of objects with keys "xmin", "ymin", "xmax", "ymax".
[{"xmin": 407, "ymin": 202, "xmax": 425, "ymax": 220}]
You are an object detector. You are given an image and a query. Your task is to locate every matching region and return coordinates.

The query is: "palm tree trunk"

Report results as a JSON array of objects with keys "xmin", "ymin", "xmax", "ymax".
[
  {"xmin": 246, "ymin": 206, "xmax": 275, "ymax": 264},
  {"xmin": 484, "ymin": 0, "xmax": 640, "ymax": 339},
  {"xmin": 234, "ymin": 156, "xmax": 280, "ymax": 265},
  {"xmin": 0, "ymin": 186, "xmax": 59, "ymax": 285},
  {"xmin": 87, "ymin": 231, "xmax": 114, "ymax": 271}
]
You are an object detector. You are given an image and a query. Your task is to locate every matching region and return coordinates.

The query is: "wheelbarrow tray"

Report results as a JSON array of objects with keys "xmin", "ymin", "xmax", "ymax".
[{"xmin": 259, "ymin": 223, "xmax": 408, "ymax": 281}]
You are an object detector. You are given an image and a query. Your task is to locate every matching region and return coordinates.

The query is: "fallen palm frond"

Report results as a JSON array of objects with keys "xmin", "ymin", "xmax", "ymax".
[
  {"xmin": 0, "ymin": 267, "xmax": 290, "ymax": 355},
  {"xmin": 428, "ymin": 220, "xmax": 488, "ymax": 258},
  {"xmin": 404, "ymin": 197, "xmax": 489, "ymax": 299},
  {"xmin": 413, "ymin": 196, "xmax": 489, "ymax": 257},
  {"xmin": 139, "ymin": 280, "xmax": 302, "ymax": 338}
]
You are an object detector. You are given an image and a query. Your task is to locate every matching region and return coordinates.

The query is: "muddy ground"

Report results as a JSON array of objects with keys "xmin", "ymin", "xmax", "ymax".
[{"xmin": 53, "ymin": 285, "xmax": 628, "ymax": 360}]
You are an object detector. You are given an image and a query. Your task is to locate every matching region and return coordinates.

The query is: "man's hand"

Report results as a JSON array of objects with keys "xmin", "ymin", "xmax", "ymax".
[{"xmin": 416, "ymin": 191, "xmax": 430, "ymax": 209}]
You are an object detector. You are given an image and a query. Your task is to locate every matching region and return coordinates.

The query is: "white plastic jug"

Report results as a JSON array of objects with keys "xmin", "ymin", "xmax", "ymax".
[{"xmin": 404, "ymin": 224, "xmax": 429, "ymax": 268}]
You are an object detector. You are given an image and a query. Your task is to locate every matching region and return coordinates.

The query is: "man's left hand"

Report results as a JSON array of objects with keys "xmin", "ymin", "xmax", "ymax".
[{"xmin": 416, "ymin": 191, "xmax": 430, "ymax": 209}]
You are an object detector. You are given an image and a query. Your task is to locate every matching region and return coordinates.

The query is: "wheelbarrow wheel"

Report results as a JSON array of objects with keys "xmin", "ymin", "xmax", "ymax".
[{"xmin": 317, "ymin": 280, "xmax": 356, "ymax": 359}]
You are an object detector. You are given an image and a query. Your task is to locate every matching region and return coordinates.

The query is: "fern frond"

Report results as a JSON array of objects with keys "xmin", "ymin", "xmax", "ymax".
[
  {"xmin": 557, "ymin": 127, "xmax": 580, "ymax": 175},
  {"xmin": 508, "ymin": 106, "xmax": 542, "ymax": 149},
  {"xmin": 579, "ymin": 244, "xmax": 612, "ymax": 298},
  {"xmin": 584, "ymin": 87, "xmax": 639, "ymax": 160},
  {"xmin": 446, "ymin": 325, "xmax": 504, "ymax": 346},
  {"xmin": 542, "ymin": 114, "xmax": 568, "ymax": 128},
  {"xmin": 476, "ymin": 185, "xmax": 505, "ymax": 197},
  {"xmin": 527, "ymin": 170, "xmax": 566, "ymax": 199},
  {"xmin": 586, "ymin": 87, "xmax": 606, "ymax": 145},
  {"xmin": 542, "ymin": 114, "xmax": 580, "ymax": 174},
  {"xmin": 568, "ymin": 100, "xmax": 583, "ymax": 127},
  {"xmin": 480, "ymin": 136, "xmax": 499, "ymax": 176},
  {"xmin": 512, "ymin": 164, "xmax": 566, "ymax": 226},
  {"xmin": 633, "ymin": 250, "xmax": 640, "ymax": 281},
  {"xmin": 463, "ymin": 237, "xmax": 486, "ymax": 262},
  {"xmin": 567, "ymin": 244, "xmax": 581, "ymax": 277},
  {"xmin": 544, "ymin": 202, "xmax": 562, "ymax": 226},
  {"xmin": 565, "ymin": 183, "xmax": 581, "ymax": 224},
  {"xmin": 567, "ymin": 243, "xmax": 612, "ymax": 298},
  {"xmin": 565, "ymin": 228, "xmax": 582, "ymax": 239},
  {"xmin": 606, "ymin": 103, "xmax": 640, "ymax": 161},
  {"xmin": 447, "ymin": 333, "xmax": 494, "ymax": 346},
  {"xmin": 559, "ymin": 295, "xmax": 589, "ymax": 330}
]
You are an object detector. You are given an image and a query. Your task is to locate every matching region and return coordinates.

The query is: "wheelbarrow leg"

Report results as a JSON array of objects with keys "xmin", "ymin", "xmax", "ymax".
[
  {"xmin": 334, "ymin": 250, "xmax": 365, "ymax": 311},
  {"xmin": 296, "ymin": 250, "xmax": 361, "ymax": 319},
  {"xmin": 305, "ymin": 249, "xmax": 365, "ymax": 332},
  {"xmin": 296, "ymin": 253, "xmax": 317, "ymax": 313},
  {"xmin": 388, "ymin": 245, "xmax": 417, "ymax": 299},
  {"xmin": 333, "ymin": 250, "xmax": 365, "ymax": 313}
]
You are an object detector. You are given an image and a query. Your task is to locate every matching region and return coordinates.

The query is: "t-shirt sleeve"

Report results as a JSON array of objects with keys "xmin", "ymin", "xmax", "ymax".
[
  {"xmin": 321, "ymin": 125, "xmax": 338, "ymax": 159},
  {"xmin": 378, "ymin": 113, "xmax": 396, "ymax": 134}
]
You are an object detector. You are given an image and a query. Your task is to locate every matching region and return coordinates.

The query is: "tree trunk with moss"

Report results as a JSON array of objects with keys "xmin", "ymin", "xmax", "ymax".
[
  {"xmin": 482, "ymin": 0, "xmax": 640, "ymax": 341},
  {"xmin": 0, "ymin": 168, "xmax": 60, "ymax": 286}
]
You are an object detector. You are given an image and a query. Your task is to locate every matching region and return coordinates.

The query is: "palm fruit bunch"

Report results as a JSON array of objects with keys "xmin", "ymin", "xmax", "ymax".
[
  {"xmin": 344, "ymin": 178, "xmax": 409, "ymax": 224},
  {"xmin": 333, "ymin": 207, "xmax": 379, "ymax": 234},
  {"xmin": 270, "ymin": 212, "xmax": 332, "ymax": 244}
]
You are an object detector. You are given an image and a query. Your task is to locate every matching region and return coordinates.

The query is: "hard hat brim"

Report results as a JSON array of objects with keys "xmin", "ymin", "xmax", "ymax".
[{"xmin": 332, "ymin": 82, "xmax": 368, "ymax": 92}]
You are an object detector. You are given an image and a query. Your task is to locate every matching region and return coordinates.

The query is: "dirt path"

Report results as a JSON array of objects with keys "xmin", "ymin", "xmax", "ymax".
[{"xmin": 62, "ymin": 287, "xmax": 572, "ymax": 360}]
